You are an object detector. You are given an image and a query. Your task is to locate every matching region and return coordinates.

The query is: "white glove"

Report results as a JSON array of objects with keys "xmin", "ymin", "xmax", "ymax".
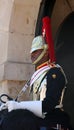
[{"xmin": 6, "ymin": 101, "xmax": 18, "ymax": 112}]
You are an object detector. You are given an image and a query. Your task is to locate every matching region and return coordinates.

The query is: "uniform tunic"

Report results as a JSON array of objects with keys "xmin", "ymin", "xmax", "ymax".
[{"xmin": 31, "ymin": 65, "xmax": 66, "ymax": 112}]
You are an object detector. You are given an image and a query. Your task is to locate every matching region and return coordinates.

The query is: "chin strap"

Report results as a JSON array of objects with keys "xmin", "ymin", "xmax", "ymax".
[{"xmin": 33, "ymin": 44, "xmax": 48, "ymax": 65}]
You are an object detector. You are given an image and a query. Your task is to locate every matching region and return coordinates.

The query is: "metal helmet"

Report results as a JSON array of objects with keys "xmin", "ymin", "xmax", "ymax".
[{"xmin": 30, "ymin": 35, "xmax": 48, "ymax": 53}]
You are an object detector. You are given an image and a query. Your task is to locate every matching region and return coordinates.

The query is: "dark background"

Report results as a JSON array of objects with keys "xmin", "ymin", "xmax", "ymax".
[{"xmin": 55, "ymin": 12, "xmax": 74, "ymax": 127}]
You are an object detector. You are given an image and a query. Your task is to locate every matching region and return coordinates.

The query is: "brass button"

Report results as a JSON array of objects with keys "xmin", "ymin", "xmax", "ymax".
[{"xmin": 52, "ymin": 74, "xmax": 56, "ymax": 79}]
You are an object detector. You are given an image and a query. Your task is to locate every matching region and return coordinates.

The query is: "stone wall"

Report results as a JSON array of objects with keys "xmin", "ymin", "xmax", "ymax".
[{"xmin": 0, "ymin": 0, "xmax": 41, "ymax": 98}]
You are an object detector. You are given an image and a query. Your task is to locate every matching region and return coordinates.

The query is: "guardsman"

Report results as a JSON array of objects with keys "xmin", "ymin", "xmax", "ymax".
[{"xmin": 5, "ymin": 0, "xmax": 71, "ymax": 129}]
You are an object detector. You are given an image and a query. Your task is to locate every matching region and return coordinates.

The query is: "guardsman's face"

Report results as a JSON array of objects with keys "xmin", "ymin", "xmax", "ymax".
[{"xmin": 31, "ymin": 49, "xmax": 43, "ymax": 63}]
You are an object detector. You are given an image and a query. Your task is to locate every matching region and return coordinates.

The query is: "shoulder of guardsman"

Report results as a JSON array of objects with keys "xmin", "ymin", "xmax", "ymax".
[{"xmin": 46, "ymin": 64, "xmax": 66, "ymax": 82}]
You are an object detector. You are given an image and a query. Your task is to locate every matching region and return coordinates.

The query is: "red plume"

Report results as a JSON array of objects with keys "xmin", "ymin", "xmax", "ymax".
[{"xmin": 42, "ymin": 16, "xmax": 56, "ymax": 63}]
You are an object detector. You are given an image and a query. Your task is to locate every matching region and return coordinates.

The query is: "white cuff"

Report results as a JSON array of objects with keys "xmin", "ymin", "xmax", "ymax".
[{"xmin": 7, "ymin": 101, "xmax": 42, "ymax": 118}]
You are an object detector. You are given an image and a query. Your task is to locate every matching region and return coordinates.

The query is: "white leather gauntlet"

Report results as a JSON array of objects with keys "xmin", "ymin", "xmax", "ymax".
[{"xmin": 6, "ymin": 100, "xmax": 42, "ymax": 117}]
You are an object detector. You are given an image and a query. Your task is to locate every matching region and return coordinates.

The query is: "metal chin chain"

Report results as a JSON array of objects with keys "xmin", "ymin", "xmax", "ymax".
[{"xmin": 33, "ymin": 44, "xmax": 48, "ymax": 65}]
